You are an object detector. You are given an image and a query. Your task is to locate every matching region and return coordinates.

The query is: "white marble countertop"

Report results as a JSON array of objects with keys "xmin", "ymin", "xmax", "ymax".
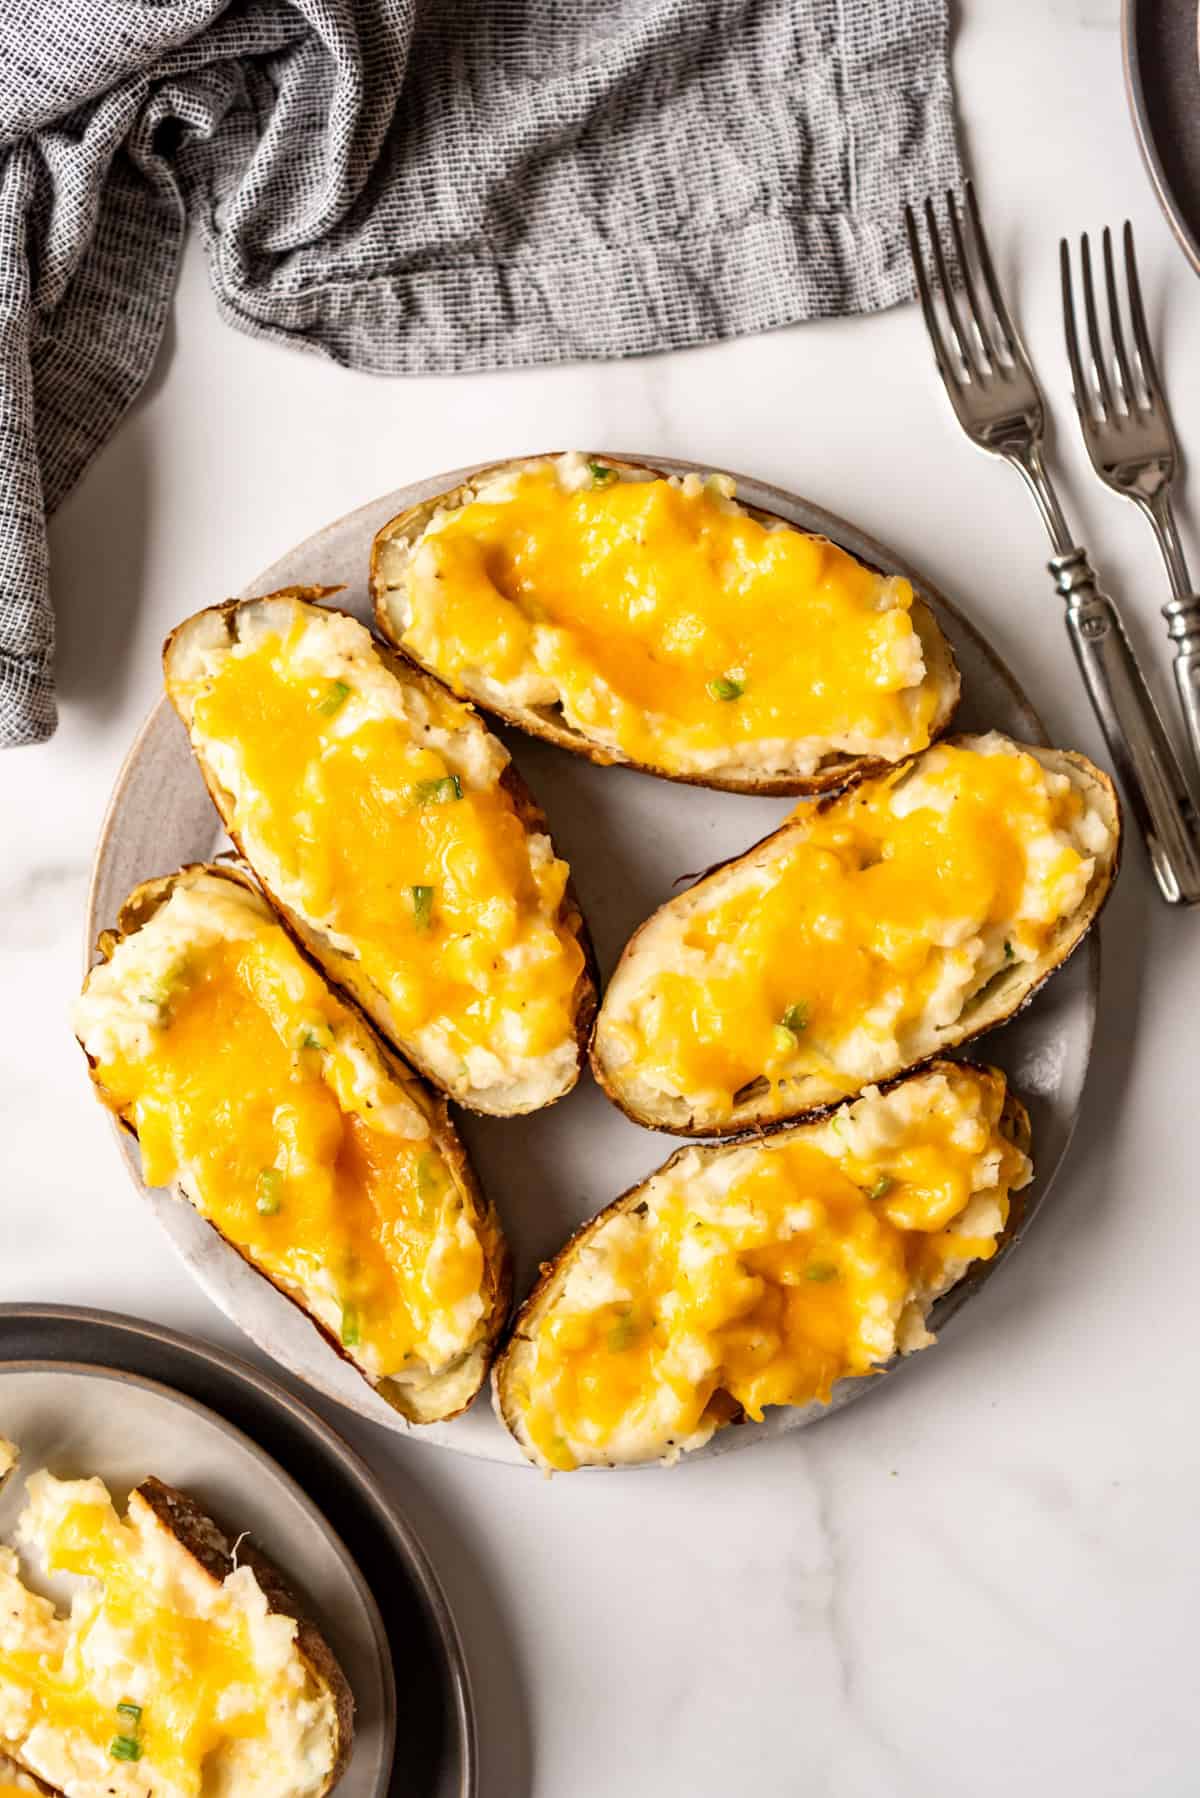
[{"xmin": 4, "ymin": 1, "xmax": 1198, "ymax": 1791}]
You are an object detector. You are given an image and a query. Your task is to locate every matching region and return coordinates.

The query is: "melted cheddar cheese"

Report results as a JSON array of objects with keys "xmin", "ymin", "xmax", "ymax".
[
  {"xmin": 601, "ymin": 735, "xmax": 1109, "ymax": 1121},
  {"xmin": 512, "ymin": 1065, "xmax": 1031, "ymax": 1470},
  {"xmin": 72, "ymin": 874, "xmax": 489, "ymax": 1389},
  {"xmin": 382, "ymin": 453, "xmax": 943, "ymax": 778},
  {"xmin": 172, "ymin": 599, "xmax": 584, "ymax": 1105},
  {"xmin": 0, "ymin": 1476, "xmax": 335, "ymax": 1797}
]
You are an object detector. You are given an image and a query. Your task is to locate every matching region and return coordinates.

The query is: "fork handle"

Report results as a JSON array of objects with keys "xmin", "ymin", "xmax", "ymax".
[
  {"xmin": 1162, "ymin": 595, "xmax": 1200, "ymax": 790},
  {"xmin": 1051, "ymin": 548, "xmax": 1200, "ymax": 904}
]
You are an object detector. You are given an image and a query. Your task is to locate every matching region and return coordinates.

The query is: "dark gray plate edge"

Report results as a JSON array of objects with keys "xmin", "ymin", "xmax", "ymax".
[
  {"xmin": 1123, "ymin": 0, "xmax": 1200, "ymax": 276},
  {"xmin": 0, "ymin": 1305, "xmax": 477, "ymax": 1798}
]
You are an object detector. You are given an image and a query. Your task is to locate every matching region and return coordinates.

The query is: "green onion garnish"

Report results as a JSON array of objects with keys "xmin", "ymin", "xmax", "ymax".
[
  {"xmin": 706, "ymin": 673, "xmax": 744, "ymax": 702},
  {"xmin": 301, "ymin": 1029, "xmax": 324, "ymax": 1050},
  {"xmin": 414, "ymin": 774, "xmax": 462, "ymax": 805},
  {"xmin": 589, "ymin": 460, "xmax": 616, "ymax": 485},
  {"xmin": 867, "ymin": 1174, "xmax": 895, "ymax": 1201},
  {"xmin": 781, "ymin": 1001, "xmax": 810, "ymax": 1034},
  {"xmin": 316, "ymin": 679, "xmax": 351, "ymax": 716},
  {"xmin": 110, "ymin": 1737, "xmax": 143, "ymax": 1762},
  {"xmin": 410, "ymin": 884, "xmax": 434, "ymax": 929},
  {"xmin": 341, "ymin": 1303, "xmax": 361, "ymax": 1347},
  {"xmin": 771, "ymin": 1025, "xmax": 798, "ymax": 1056},
  {"xmin": 1004, "ymin": 939, "xmax": 1015, "ymax": 961},
  {"xmin": 116, "ymin": 1701, "xmax": 142, "ymax": 1724},
  {"xmin": 805, "ymin": 1262, "xmax": 839, "ymax": 1283},
  {"xmin": 256, "ymin": 1169, "xmax": 283, "ymax": 1215}
]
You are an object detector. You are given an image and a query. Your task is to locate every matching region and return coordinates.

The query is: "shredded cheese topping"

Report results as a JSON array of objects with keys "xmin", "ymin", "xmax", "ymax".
[
  {"xmin": 379, "ymin": 453, "xmax": 944, "ymax": 778},
  {"xmin": 73, "ymin": 874, "xmax": 489, "ymax": 1384},
  {"xmin": 0, "ymin": 1476, "xmax": 335, "ymax": 1797},
  {"xmin": 172, "ymin": 598, "xmax": 585, "ymax": 1103},
  {"xmin": 600, "ymin": 736, "xmax": 1108, "ymax": 1121},
  {"xmin": 511, "ymin": 1065, "xmax": 1031, "ymax": 1470}
]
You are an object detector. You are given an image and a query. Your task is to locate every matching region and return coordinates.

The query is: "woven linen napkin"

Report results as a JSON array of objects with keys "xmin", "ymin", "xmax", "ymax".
[{"xmin": 0, "ymin": 0, "xmax": 962, "ymax": 747}]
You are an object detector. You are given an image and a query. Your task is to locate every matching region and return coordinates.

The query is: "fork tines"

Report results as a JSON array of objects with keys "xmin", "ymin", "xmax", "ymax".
[
  {"xmin": 904, "ymin": 183, "xmax": 1042, "ymax": 445},
  {"xmin": 1060, "ymin": 223, "xmax": 1175, "ymax": 446}
]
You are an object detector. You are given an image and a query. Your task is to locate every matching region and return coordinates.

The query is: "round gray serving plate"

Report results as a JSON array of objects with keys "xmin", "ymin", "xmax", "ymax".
[
  {"xmin": 86, "ymin": 455, "xmax": 1100, "ymax": 1467},
  {"xmin": 0, "ymin": 1305, "xmax": 476, "ymax": 1797},
  {"xmin": 1123, "ymin": 0, "xmax": 1200, "ymax": 275}
]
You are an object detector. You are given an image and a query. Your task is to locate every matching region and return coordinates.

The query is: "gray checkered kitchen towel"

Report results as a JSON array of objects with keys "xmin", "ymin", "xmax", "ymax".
[{"xmin": 0, "ymin": 0, "xmax": 962, "ymax": 747}]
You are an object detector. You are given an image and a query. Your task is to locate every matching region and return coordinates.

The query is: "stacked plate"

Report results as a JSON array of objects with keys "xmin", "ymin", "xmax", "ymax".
[{"xmin": 0, "ymin": 1306, "xmax": 475, "ymax": 1798}]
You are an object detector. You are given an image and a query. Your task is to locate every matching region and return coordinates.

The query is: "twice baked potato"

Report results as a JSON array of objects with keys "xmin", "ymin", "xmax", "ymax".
[
  {"xmin": 370, "ymin": 452, "xmax": 960, "ymax": 794},
  {"xmin": 163, "ymin": 589, "xmax": 596, "ymax": 1116},
  {"xmin": 0, "ymin": 1465, "xmax": 352, "ymax": 1795},
  {"xmin": 73, "ymin": 864, "xmax": 511, "ymax": 1425},
  {"xmin": 593, "ymin": 733, "xmax": 1119, "ymax": 1136},
  {"xmin": 495, "ymin": 1062, "xmax": 1032, "ymax": 1470}
]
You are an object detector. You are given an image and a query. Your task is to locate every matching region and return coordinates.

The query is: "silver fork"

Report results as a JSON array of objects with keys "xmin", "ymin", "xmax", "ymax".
[
  {"xmin": 905, "ymin": 183, "xmax": 1200, "ymax": 906},
  {"xmin": 1061, "ymin": 222, "xmax": 1200, "ymax": 787}
]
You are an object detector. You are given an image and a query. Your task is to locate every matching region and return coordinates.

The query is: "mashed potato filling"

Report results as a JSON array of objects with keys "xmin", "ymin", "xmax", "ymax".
[
  {"xmin": 384, "ymin": 453, "xmax": 940, "ymax": 776},
  {"xmin": 73, "ymin": 875, "xmax": 488, "ymax": 1384},
  {"xmin": 603, "ymin": 735, "xmax": 1108, "ymax": 1118},
  {"xmin": 517, "ymin": 1066, "xmax": 1031, "ymax": 1470},
  {"xmin": 0, "ymin": 1475, "xmax": 335, "ymax": 1797},
  {"xmin": 175, "ymin": 601, "xmax": 584, "ymax": 1095}
]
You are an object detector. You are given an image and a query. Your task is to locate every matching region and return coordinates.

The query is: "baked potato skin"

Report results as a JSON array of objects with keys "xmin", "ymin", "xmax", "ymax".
[
  {"xmin": 0, "ymin": 1475, "xmax": 355, "ymax": 1796},
  {"xmin": 369, "ymin": 455, "xmax": 962, "ymax": 797},
  {"xmin": 81, "ymin": 863, "xmax": 513, "ymax": 1427},
  {"xmin": 134, "ymin": 1477, "xmax": 356, "ymax": 1794},
  {"xmin": 590, "ymin": 739, "xmax": 1120, "ymax": 1138},
  {"xmin": 162, "ymin": 592, "xmax": 599, "ymax": 1117},
  {"xmin": 494, "ymin": 1063, "xmax": 1032, "ymax": 1470}
]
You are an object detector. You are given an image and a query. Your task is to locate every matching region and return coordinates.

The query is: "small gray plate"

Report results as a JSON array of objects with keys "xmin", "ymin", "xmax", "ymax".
[
  {"xmin": 0, "ymin": 1361, "xmax": 394, "ymax": 1795},
  {"xmin": 85, "ymin": 455, "xmax": 1101, "ymax": 1466}
]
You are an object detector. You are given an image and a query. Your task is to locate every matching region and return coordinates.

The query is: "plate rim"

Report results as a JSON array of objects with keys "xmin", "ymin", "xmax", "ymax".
[
  {"xmin": 0, "ymin": 1302, "xmax": 478, "ymax": 1797},
  {"xmin": 0, "ymin": 1356, "xmax": 396, "ymax": 1797},
  {"xmin": 1122, "ymin": 0, "xmax": 1200, "ymax": 276},
  {"xmin": 81, "ymin": 453, "xmax": 1102, "ymax": 1468}
]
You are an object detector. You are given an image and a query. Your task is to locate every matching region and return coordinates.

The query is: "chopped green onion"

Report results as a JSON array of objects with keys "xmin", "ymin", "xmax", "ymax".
[
  {"xmin": 589, "ymin": 460, "xmax": 616, "ymax": 485},
  {"xmin": 867, "ymin": 1174, "xmax": 895, "ymax": 1201},
  {"xmin": 414, "ymin": 774, "xmax": 462, "ymax": 805},
  {"xmin": 781, "ymin": 1001, "xmax": 810, "ymax": 1033},
  {"xmin": 805, "ymin": 1262, "xmax": 839, "ymax": 1283},
  {"xmin": 771, "ymin": 1025, "xmax": 798, "ymax": 1056},
  {"xmin": 410, "ymin": 884, "xmax": 434, "ymax": 929},
  {"xmin": 341, "ymin": 1303, "xmax": 361, "ymax": 1347},
  {"xmin": 316, "ymin": 679, "xmax": 351, "ymax": 716},
  {"xmin": 1003, "ymin": 939, "xmax": 1015, "ymax": 961},
  {"xmin": 256, "ymin": 1169, "xmax": 283, "ymax": 1215},
  {"xmin": 110, "ymin": 1737, "xmax": 143, "ymax": 1762},
  {"xmin": 300, "ymin": 1029, "xmax": 324, "ymax": 1051},
  {"xmin": 607, "ymin": 1311, "xmax": 636, "ymax": 1352},
  {"xmin": 706, "ymin": 673, "xmax": 744, "ymax": 702},
  {"xmin": 116, "ymin": 1701, "xmax": 142, "ymax": 1724}
]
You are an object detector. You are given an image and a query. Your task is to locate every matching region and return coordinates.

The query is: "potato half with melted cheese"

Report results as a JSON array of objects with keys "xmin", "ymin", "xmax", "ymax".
[
  {"xmin": 495, "ymin": 1062, "xmax": 1032, "ymax": 1471},
  {"xmin": 370, "ymin": 452, "xmax": 961, "ymax": 794},
  {"xmin": 163, "ymin": 590, "xmax": 596, "ymax": 1116},
  {"xmin": 0, "ymin": 1469, "xmax": 351, "ymax": 1796},
  {"xmin": 73, "ymin": 865, "xmax": 510, "ymax": 1425},
  {"xmin": 593, "ymin": 733, "xmax": 1119, "ymax": 1135}
]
